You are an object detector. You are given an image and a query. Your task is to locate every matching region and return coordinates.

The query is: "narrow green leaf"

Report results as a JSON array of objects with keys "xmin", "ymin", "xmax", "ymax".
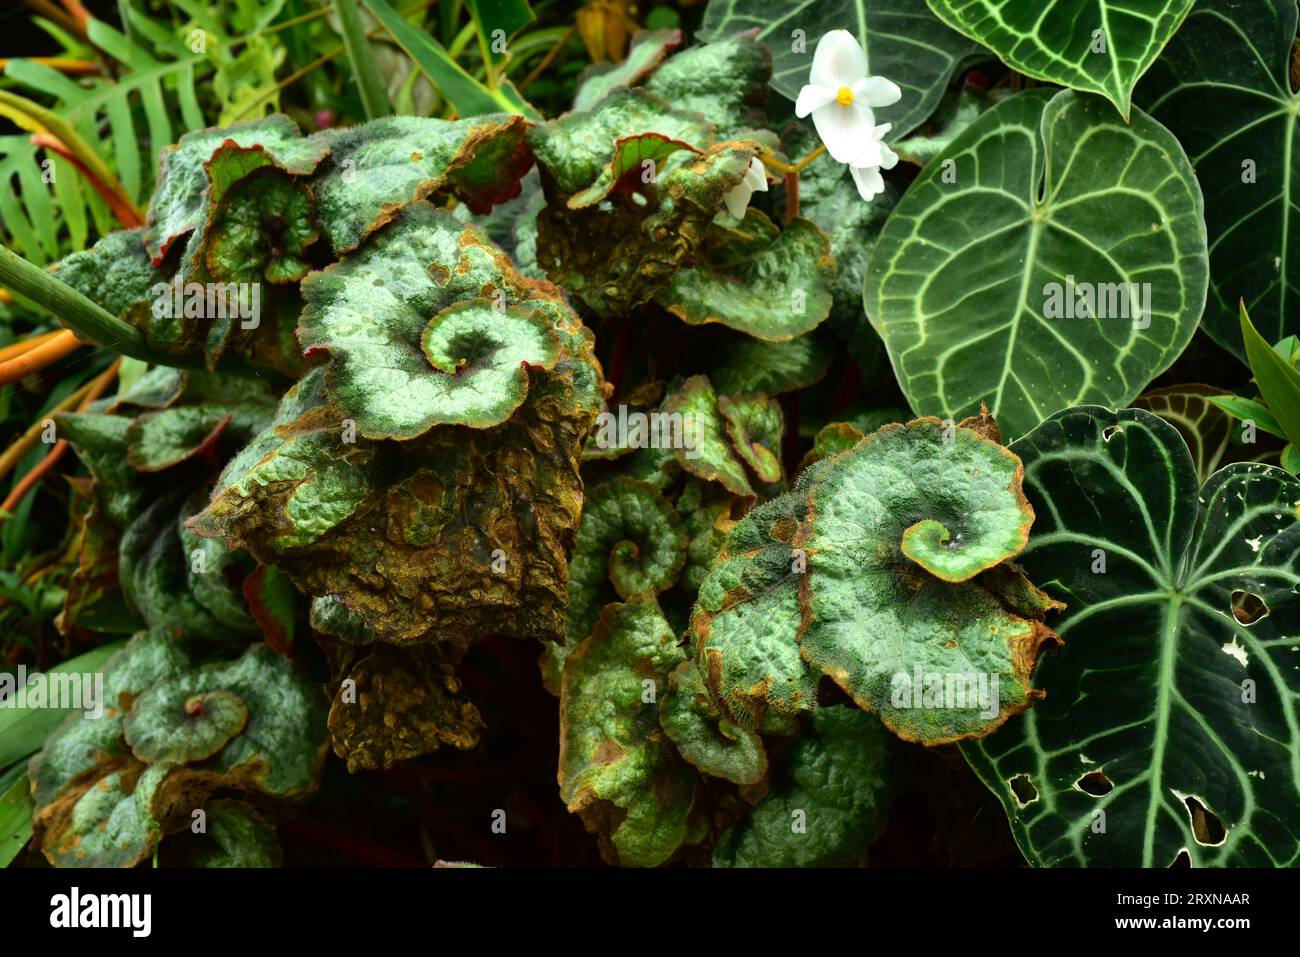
[
  {"xmin": 1240, "ymin": 302, "xmax": 1300, "ymax": 450},
  {"xmin": 335, "ymin": 0, "xmax": 392, "ymax": 120}
]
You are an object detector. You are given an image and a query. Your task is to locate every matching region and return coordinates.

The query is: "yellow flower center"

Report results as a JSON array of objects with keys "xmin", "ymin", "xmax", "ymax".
[{"xmin": 836, "ymin": 86, "xmax": 855, "ymax": 106}]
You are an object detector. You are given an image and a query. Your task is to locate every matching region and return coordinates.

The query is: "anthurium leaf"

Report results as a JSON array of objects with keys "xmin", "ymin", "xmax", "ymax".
[
  {"xmin": 701, "ymin": 0, "xmax": 986, "ymax": 139},
  {"xmin": 666, "ymin": 376, "xmax": 754, "ymax": 497},
  {"xmin": 311, "ymin": 114, "xmax": 533, "ymax": 253},
  {"xmin": 125, "ymin": 404, "xmax": 232, "ymax": 472},
  {"xmin": 145, "ymin": 114, "xmax": 329, "ymax": 263},
  {"xmin": 642, "ymin": 33, "xmax": 772, "ymax": 140},
  {"xmin": 1137, "ymin": 0, "xmax": 1300, "ymax": 356},
  {"xmin": 708, "ymin": 333, "xmax": 832, "ymax": 396},
  {"xmin": 1134, "ymin": 384, "xmax": 1274, "ymax": 481},
  {"xmin": 866, "ymin": 88, "xmax": 1208, "ymax": 439},
  {"xmin": 658, "ymin": 214, "xmax": 833, "ymax": 342},
  {"xmin": 927, "ymin": 0, "xmax": 1193, "ymax": 117},
  {"xmin": 559, "ymin": 597, "xmax": 695, "ymax": 867},
  {"xmin": 574, "ymin": 28, "xmax": 683, "ymax": 111},
  {"xmin": 165, "ymin": 799, "xmax": 282, "ymax": 868},
  {"xmin": 660, "ymin": 660, "xmax": 766, "ymax": 785},
  {"xmin": 718, "ymin": 392, "xmax": 784, "ymax": 484},
  {"xmin": 1241, "ymin": 302, "xmax": 1300, "ymax": 450},
  {"xmin": 713, "ymin": 705, "xmax": 900, "ymax": 866},
  {"xmin": 326, "ymin": 644, "xmax": 484, "ymax": 772},
  {"xmin": 299, "ymin": 202, "xmax": 573, "ymax": 440},
  {"xmin": 963, "ymin": 406, "xmax": 1300, "ymax": 866},
  {"xmin": 693, "ymin": 417, "xmax": 1060, "ymax": 741},
  {"xmin": 124, "ymin": 689, "xmax": 249, "ymax": 763}
]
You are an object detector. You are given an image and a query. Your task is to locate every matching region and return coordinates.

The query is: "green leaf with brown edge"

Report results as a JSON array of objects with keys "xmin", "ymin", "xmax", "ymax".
[
  {"xmin": 311, "ymin": 114, "xmax": 533, "ymax": 254},
  {"xmin": 691, "ymin": 488, "xmax": 822, "ymax": 725},
  {"xmin": 145, "ymin": 114, "xmax": 329, "ymax": 263},
  {"xmin": 125, "ymin": 404, "xmax": 232, "ymax": 472},
  {"xmin": 666, "ymin": 375, "xmax": 753, "ymax": 497},
  {"xmin": 202, "ymin": 165, "xmax": 318, "ymax": 285},
  {"xmin": 530, "ymin": 88, "xmax": 711, "ymax": 200},
  {"xmin": 559, "ymin": 597, "xmax": 695, "ymax": 867},
  {"xmin": 50, "ymin": 227, "xmax": 161, "ymax": 320},
  {"xmin": 676, "ymin": 479, "xmax": 736, "ymax": 594},
  {"xmin": 299, "ymin": 202, "xmax": 574, "ymax": 441},
  {"xmin": 660, "ymin": 660, "xmax": 766, "ymax": 785},
  {"xmin": 708, "ymin": 333, "xmax": 833, "ymax": 396},
  {"xmin": 54, "ymin": 412, "xmax": 142, "ymax": 528},
  {"xmin": 535, "ymin": 122, "xmax": 758, "ymax": 315},
  {"xmin": 658, "ymin": 214, "xmax": 833, "ymax": 342},
  {"xmin": 693, "ymin": 417, "xmax": 1061, "ymax": 742},
  {"xmin": 718, "ymin": 392, "xmax": 784, "ymax": 484},
  {"xmin": 546, "ymin": 477, "xmax": 689, "ymax": 693},
  {"xmin": 573, "ymin": 29, "xmax": 683, "ymax": 111},
  {"xmin": 713, "ymin": 705, "xmax": 900, "ymax": 867},
  {"xmin": 196, "ymin": 303, "xmax": 602, "ymax": 647},
  {"xmin": 163, "ymin": 799, "xmax": 282, "ymax": 868},
  {"xmin": 36, "ymin": 762, "xmax": 168, "ymax": 868},
  {"xmin": 642, "ymin": 33, "xmax": 773, "ymax": 141},
  {"xmin": 327, "ymin": 644, "xmax": 484, "ymax": 772},
  {"xmin": 242, "ymin": 564, "xmax": 299, "ymax": 656},
  {"xmin": 569, "ymin": 133, "xmax": 701, "ymax": 209},
  {"xmin": 797, "ymin": 421, "xmax": 865, "ymax": 475},
  {"xmin": 124, "ymin": 689, "xmax": 249, "ymax": 764}
]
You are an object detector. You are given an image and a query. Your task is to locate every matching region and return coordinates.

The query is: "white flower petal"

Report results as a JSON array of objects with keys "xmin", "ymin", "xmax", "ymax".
[
  {"xmin": 812, "ymin": 102, "xmax": 875, "ymax": 162},
  {"xmin": 879, "ymin": 142, "xmax": 899, "ymax": 171},
  {"xmin": 795, "ymin": 84, "xmax": 836, "ymax": 118},
  {"xmin": 850, "ymin": 138, "xmax": 885, "ymax": 169},
  {"xmin": 723, "ymin": 158, "xmax": 768, "ymax": 219},
  {"xmin": 857, "ymin": 75, "xmax": 902, "ymax": 108},
  {"xmin": 809, "ymin": 29, "xmax": 867, "ymax": 89},
  {"xmin": 849, "ymin": 163, "xmax": 885, "ymax": 202}
]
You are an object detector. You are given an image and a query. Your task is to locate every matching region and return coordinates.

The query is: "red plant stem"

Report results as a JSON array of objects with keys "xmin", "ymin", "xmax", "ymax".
[
  {"xmin": 784, "ymin": 171, "xmax": 800, "ymax": 221},
  {"xmin": 30, "ymin": 132, "xmax": 144, "ymax": 229},
  {"xmin": 781, "ymin": 389, "xmax": 801, "ymax": 478}
]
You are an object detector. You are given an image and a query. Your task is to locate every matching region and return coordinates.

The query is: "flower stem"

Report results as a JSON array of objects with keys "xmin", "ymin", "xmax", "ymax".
[{"xmin": 784, "ymin": 171, "xmax": 800, "ymax": 221}]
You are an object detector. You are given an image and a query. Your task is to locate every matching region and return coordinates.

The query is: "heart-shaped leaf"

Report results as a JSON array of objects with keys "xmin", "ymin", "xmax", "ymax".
[
  {"xmin": 927, "ymin": 0, "xmax": 1194, "ymax": 117},
  {"xmin": 866, "ymin": 89, "xmax": 1208, "ymax": 439},
  {"xmin": 963, "ymin": 406, "xmax": 1300, "ymax": 866},
  {"xmin": 1137, "ymin": 0, "xmax": 1300, "ymax": 357},
  {"xmin": 701, "ymin": 0, "xmax": 986, "ymax": 140}
]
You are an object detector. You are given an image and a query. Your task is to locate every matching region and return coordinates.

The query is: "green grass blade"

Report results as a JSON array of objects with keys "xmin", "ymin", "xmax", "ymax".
[
  {"xmin": 1240, "ymin": 302, "xmax": 1300, "ymax": 451},
  {"xmin": 335, "ymin": 0, "xmax": 392, "ymax": 120}
]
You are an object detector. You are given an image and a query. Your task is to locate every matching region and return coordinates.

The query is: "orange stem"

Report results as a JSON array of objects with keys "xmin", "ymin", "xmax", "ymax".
[
  {"xmin": 0, "ymin": 358, "xmax": 119, "ymax": 518},
  {"xmin": 0, "ymin": 376, "xmax": 94, "ymax": 482},
  {"xmin": 30, "ymin": 132, "xmax": 144, "ymax": 229},
  {"xmin": 0, "ymin": 329, "xmax": 82, "ymax": 386},
  {"xmin": 0, "ymin": 57, "xmax": 100, "ymax": 75},
  {"xmin": 58, "ymin": 0, "xmax": 91, "ymax": 30},
  {"xmin": 0, "ymin": 330, "xmax": 63, "ymax": 363}
]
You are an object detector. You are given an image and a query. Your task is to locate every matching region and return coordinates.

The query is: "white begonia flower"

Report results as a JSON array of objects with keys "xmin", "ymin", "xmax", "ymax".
[
  {"xmin": 848, "ymin": 123, "xmax": 899, "ymax": 202},
  {"xmin": 723, "ymin": 157, "xmax": 769, "ymax": 219},
  {"xmin": 794, "ymin": 30, "xmax": 902, "ymax": 163}
]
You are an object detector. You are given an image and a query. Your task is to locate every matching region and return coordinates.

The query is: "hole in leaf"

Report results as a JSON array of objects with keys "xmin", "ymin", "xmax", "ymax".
[
  {"xmin": 1074, "ymin": 769, "xmax": 1113, "ymax": 796},
  {"xmin": 1102, "ymin": 425, "xmax": 1122, "ymax": 442},
  {"xmin": 1169, "ymin": 849, "xmax": 1192, "ymax": 868},
  {"xmin": 1008, "ymin": 774, "xmax": 1038, "ymax": 807},
  {"xmin": 1183, "ymin": 795, "xmax": 1227, "ymax": 846},
  {"xmin": 1230, "ymin": 590, "xmax": 1268, "ymax": 625}
]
